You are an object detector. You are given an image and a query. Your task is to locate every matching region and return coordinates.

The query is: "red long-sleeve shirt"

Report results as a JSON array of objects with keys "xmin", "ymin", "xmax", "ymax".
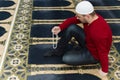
[{"xmin": 59, "ymin": 14, "xmax": 112, "ymax": 72}]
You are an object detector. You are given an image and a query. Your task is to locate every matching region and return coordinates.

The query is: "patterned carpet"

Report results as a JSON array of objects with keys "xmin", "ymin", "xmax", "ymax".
[{"xmin": 0, "ymin": 0, "xmax": 120, "ymax": 80}]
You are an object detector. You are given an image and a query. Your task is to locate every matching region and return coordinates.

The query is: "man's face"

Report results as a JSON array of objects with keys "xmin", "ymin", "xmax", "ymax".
[{"xmin": 76, "ymin": 13, "xmax": 87, "ymax": 23}]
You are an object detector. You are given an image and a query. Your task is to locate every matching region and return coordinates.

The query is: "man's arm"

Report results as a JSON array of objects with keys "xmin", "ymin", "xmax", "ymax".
[
  {"xmin": 92, "ymin": 31, "xmax": 111, "ymax": 73},
  {"xmin": 95, "ymin": 38, "xmax": 109, "ymax": 73},
  {"xmin": 59, "ymin": 16, "xmax": 80, "ymax": 31}
]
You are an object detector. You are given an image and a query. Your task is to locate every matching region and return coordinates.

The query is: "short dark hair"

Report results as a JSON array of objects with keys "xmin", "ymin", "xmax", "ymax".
[{"xmin": 89, "ymin": 11, "xmax": 96, "ymax": 16}]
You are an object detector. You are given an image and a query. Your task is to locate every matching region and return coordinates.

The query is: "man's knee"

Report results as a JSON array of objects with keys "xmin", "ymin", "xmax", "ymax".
[
  {"xmin": 66, "ymin": 24, "xmax": 78, "ymax": 32},
  {"xmin": 66, "ymin": 24, "xmax": 83, "ymax": 33}
]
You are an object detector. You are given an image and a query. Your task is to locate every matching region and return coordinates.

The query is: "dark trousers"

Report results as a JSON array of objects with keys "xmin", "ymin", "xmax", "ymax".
[{"xmin": 57, "ymin": 24, "xmax": 99, "ymax": 65}]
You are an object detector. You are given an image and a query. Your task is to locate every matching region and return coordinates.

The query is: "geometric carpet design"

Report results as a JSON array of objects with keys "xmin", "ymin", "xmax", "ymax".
[{"xmin": 0, "ymin": 0, "xmax": 120, "ymax": 80}]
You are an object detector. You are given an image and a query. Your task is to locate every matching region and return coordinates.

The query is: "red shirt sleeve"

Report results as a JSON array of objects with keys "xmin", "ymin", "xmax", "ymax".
[
  {"xmin": 59, "ymin": 16, "xmax": 80, "ymax": 31},
  {"xmin": 93, "ymin": 38, "xmax": 110, "ymax": 72},
  {"xmin": 91, "ymin": 30, "xmax": 112, "ymax": 72}
]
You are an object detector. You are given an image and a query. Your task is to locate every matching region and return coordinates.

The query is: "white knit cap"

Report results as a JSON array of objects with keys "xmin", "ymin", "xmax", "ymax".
[{"xmin": 75, "ymin": 1, "xmax": 94, "ymax": 15}]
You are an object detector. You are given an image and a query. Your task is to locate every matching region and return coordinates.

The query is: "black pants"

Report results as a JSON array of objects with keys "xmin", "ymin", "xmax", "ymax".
[{"xmin": 57, "ymin": 24, "xmax": 99, "ymax": 65}]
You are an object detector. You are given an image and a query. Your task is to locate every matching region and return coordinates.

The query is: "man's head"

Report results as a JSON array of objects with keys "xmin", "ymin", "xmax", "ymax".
[
  {"xmin": 75, "ymin": 1, "xmax": 94, "ymax": 15},
  {"xmin": 75, "ymin": 1, "xmax": 96, "ymax": 23}
]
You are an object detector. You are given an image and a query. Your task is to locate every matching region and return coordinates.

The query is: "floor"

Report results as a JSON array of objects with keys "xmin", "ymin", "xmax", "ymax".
[{"xmin": 0, "ymin": 0, "xmax": 120, "ymax": 80}]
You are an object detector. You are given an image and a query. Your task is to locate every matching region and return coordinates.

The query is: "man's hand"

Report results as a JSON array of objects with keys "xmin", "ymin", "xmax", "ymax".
[
  {"xmin": 51, "ymin": 26, "xmax": 61, "ymax": 35},
  {"xmin": 99, "ymin": 69, "xmax": 108, "ymax": 77}
]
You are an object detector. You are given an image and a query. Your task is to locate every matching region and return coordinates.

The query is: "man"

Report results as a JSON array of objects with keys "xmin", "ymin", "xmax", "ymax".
[{"xmin": 44, "ymin": 1, "xmax": 112, "ymax": 76}]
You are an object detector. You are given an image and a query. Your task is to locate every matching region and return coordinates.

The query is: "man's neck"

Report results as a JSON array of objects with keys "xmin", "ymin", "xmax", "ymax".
[{"xmin": 88, "ymin": 14, "xmax": 98, "ymax": 24}]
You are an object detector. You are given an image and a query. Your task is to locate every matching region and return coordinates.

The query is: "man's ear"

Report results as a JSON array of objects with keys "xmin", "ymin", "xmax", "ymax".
[{"xmin": 86, "ymin": 15, "xmax": 90, "ymax": 18}]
